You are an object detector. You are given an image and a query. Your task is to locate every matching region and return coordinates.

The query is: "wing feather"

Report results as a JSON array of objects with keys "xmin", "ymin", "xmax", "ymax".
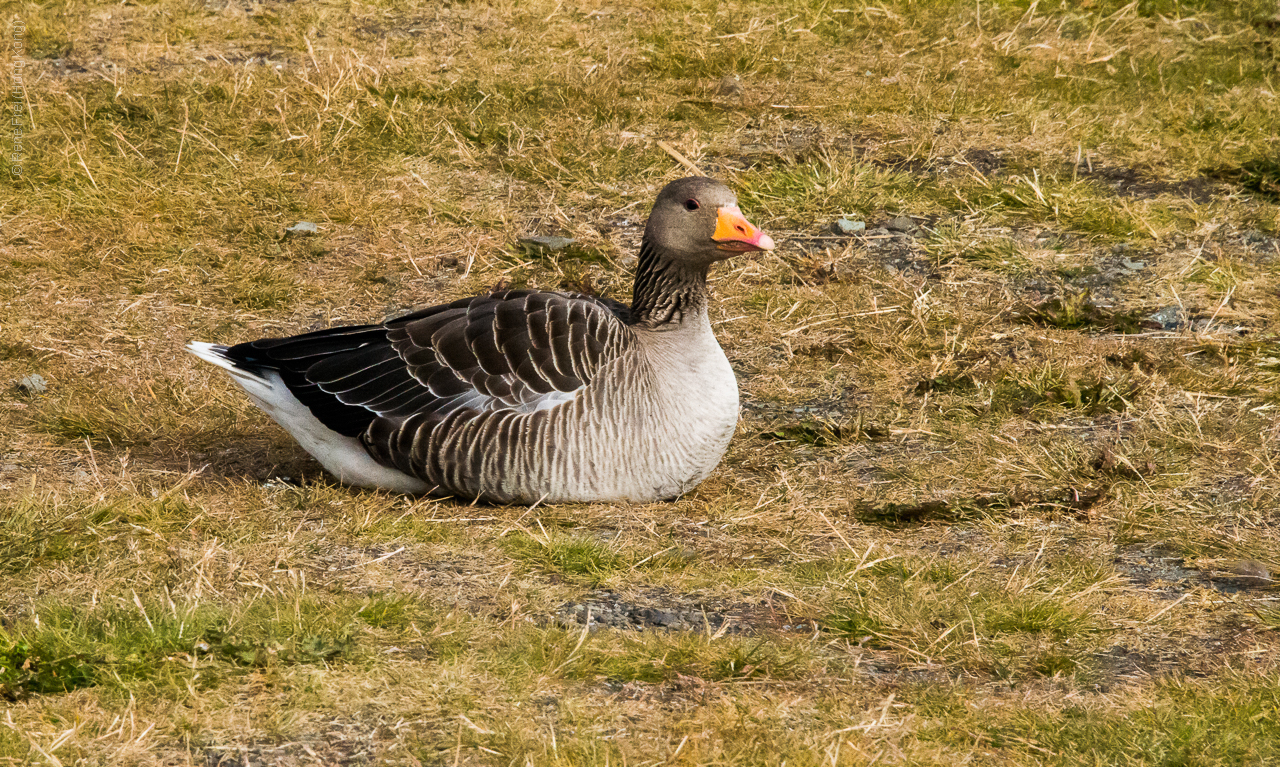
[{"xmin": 223, "ymin": 290, "xmax": 635, "ymax": 442}]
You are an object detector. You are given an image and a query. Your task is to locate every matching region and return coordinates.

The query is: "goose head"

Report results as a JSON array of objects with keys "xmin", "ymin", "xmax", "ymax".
[{"xmin": 643, "ymin": 177, "xmax": 775, "ymax": 266}]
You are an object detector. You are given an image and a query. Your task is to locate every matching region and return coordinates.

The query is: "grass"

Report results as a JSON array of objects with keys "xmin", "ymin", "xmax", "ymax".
[{"xmin": 2, "ymin": 0, "xmax": 1280, "ymax": 763}]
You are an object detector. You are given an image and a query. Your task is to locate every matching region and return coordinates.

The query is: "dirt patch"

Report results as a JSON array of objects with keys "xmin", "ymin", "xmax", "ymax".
[
  {"xmin": 1205, "ymin": 159, "xmax": 1280, "ymax": 202},
  {"xmin": 1112, "ymin": 547, "xmax": 1201, "ymax": 589},
  {"xmin": 1111, "ymin": 546, "xmax": 1274, "ymax": 596},
  {"xmin": 957, "ymin": 148, "xmax": 1007, "ymax": 176},
  {"xmin": 1093, "ymin": 643, "xmax": 1195, "ymax": 685},
  {"xmin": 200, "ymin": 718, "xmax": 376, "ymax": 766},
  {"xmin": 853, "ymin": 486, "xmax": 1108, "ymax": 526},
  {"xmin": 554, "ymin": 587, "xmax": 803, "ymax": 635},
  {"xmin": 314, "ymin": 546, "xmax": 512, "ymax": 612},
  {"xmin": 1079, "ymin": 165, "xmax": 1218, "ymax": 203},
  {"xmin": 742, "ymin": 388, "xmax": 872, "ymax": 422}
]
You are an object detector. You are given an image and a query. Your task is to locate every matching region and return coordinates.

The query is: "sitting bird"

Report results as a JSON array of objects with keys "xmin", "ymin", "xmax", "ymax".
[{"xmin": 188, "ymin": 177, "xmax": 774, "ymax": 503}]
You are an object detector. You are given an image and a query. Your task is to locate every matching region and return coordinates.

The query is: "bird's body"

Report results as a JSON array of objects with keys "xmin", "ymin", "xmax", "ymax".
[{"xmin": 188, "ymin": 178, "xmax": 773, "ymax": 503}]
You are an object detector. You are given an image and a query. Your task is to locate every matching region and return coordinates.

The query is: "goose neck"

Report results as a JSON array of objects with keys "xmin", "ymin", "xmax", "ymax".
[{"xmin": 629, "ymin": 239, "xmax": 710, "ymax": 328}]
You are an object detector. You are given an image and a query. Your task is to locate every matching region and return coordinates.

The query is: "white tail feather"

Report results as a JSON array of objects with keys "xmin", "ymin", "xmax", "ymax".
[
  {"xmin": 186, "ymin": 340, "xmax": 429, "ymax": 493},
  {"xmin": 186, "ymin": 342, "xmax": 271, "ymax": 386}
]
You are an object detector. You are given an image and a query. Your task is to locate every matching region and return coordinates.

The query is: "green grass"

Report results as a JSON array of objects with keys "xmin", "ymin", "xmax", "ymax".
[
  {"xmin": 497, "ymin": 625, "xmax": 811, "ymax": 685},
  {"xmin": 501, "ymin": 529, "xmax": 692, "ymax": 586},
  {"xmin": 3, "ymin": 0, "xmax": 1280, "ymax": 762},
  {"xmin": 0, "ymin": 593, "xmax": 371, "ymax": 698},
  {"xmin": 914, "ymin": 673, "xmax": 1280, "ymax": 766}
]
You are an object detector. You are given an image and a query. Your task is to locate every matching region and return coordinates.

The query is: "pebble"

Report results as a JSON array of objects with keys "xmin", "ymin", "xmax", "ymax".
[
  {"xmin": 1229, "ymin": 559, "xmax": 1272, "ymax": 587},
  {"xmin": 885, "ymin": 215, "xmax": 915, "ymax": 232},
  {"xmin": 830, "ymin": 218, "xmax": 866, "ymax": 235},
  {"xmin": 16, "ymin": 374, "xmax": 47, "ymax": 394},
  {"xmin": 1147, "ymin": 306, "xmax": 1184, "ymax": 331},
  {"xmin": 519, "ymin": 236, "xmax": 576, "ymax": 252},
  {"xmin": 716, "ymin": 74, "xmax": 743, "ymax": 97},
  {"xmin": 285, "ymin": 221, "xmax": 319, "ymax": 236}
]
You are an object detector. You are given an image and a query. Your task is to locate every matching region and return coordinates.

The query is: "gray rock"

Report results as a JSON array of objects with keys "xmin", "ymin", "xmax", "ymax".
[
  {"xmin": 830, "ymin": 218, "xmax": 866, "ymax": 235},
  {"xmin": 716, "ymin": 74, "xmax": 743, "ymax": 97},
  {"xmin": 885, "ymin": 215, "xmax": 915, "ymax": 232},
  {"xmin": 1147, "ymin": 306, "xmax": 1184, "ymax": 330},
  {"xmin": 15, "ymin": 374, "xmax": 46, "ymax": 394},
  {"xmin": 285, "ymin": 221, "xmax": 319, "ymax": 236},
  {"xmin": 1228, "ymin": 559, "xmax": 1272, "ymax": 587},
  {"xmin": 519, "ymin": 236, "xmax": 576, "ymax": 252},
  {"xmin": 645, "ymin": 609, "xmax": 679, "ymax": 627}
]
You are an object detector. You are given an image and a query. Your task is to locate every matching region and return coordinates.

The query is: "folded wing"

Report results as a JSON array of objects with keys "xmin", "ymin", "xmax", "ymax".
[{"xmin": 221, "ymin": 290, "xmax": 634, "ymax": 440}]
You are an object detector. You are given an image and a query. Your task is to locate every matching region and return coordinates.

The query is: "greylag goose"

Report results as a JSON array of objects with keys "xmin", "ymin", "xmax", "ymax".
[{"xmin": 187, "ymin": 177, "xmax": 774, "ymax": 503}]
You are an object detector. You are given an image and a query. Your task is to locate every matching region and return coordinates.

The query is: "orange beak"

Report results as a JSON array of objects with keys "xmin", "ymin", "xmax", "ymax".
[{"xmin": 712, "ymin": 206, "xmax": 775, "ymax": 253}]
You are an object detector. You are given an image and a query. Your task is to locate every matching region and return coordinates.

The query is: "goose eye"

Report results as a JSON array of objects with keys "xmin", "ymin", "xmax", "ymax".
[{"xmin": 683, "ymin": 199, "xmax": 700, "ymax": 211}]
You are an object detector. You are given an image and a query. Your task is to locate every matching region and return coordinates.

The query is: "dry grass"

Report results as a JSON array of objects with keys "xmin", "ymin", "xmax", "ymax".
[{"xmin": 3, "ymin": 0, "xmax": 1280, "ymax": 764}]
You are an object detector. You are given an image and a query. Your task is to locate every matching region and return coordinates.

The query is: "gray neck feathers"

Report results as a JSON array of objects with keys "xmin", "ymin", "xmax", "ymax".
[{"xmin": 629, "ymin": 239, "xmax": 709, "ymax": 328}]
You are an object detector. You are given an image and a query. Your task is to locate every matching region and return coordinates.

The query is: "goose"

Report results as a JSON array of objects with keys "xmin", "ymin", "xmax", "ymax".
[{"xmin": 187, "ymin": 177, "xmax": 774, "ymax": 503}]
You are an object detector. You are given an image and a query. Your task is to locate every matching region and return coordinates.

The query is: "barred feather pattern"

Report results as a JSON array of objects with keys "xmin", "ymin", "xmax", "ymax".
[
  {"xmin": 362, "ymin": 308, "xmax": 737, "ymax": 503},
  {"xmin": 220, "ymin": 286, "xmax": 738, "ymax": 503},
  {"xmin": 629, "ymin": 241, "xmax": 710, "ymax": 327}
]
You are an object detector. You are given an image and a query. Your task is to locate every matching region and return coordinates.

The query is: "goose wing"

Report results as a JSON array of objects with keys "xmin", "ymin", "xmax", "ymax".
[{"xmin": 222, "ymin": 290, "xmax": 635, "ymax": 439}]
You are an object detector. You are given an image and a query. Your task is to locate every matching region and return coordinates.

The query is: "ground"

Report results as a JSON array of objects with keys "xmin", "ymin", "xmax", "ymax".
[{"xmin": 2, "ymin": 0, "xmax": 1280, "ymax": 764}]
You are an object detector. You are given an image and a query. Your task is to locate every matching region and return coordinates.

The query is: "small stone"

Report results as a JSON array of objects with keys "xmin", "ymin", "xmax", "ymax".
[
  {"xmin": 1121, "ymin": 257, "xmax": 1146, "ymax": 271},
  {"xmin": 1229, "ymin": 559, "xmax": 1272, "ymax": 587},
  {"xmin": 519, "ymin": 235, "xmax": 576, "ymax": 252},
  {"xmin": 885, "ymin": 215, "xmax": 915, "ymax": 232},
  {"xmin": 716, "ymin": 74, "xmax": 743, "ymax": 97},
  {"xmin": 285, "ymin": 221, "xmax": 319, "ymax": 236},
  {"xmin": 1147, "ymin": 306, "xmax": 1184, "ymax": 331},
  {"xmin": 653, "ymin": 610, "xmax": 679, "ymax": 627},
  {"xmin": 15, "ymin": 374, "xmax": 47, "ymax": 394},
  {"xmin": 830, "ymin": 218, "xmax": 866, "ymax": 235}
]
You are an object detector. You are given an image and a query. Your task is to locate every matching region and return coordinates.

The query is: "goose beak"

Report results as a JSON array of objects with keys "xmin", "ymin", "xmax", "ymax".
[{"xmin": 712, "ymin": 206, "xmax": 775, "ymax": 253}]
